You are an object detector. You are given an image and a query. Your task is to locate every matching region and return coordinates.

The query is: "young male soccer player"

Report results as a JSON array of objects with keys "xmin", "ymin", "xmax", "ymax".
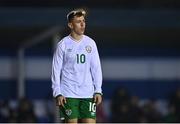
[{"xmin": 51, "ymin": 8, "xmax": 103, "ymax": 123}]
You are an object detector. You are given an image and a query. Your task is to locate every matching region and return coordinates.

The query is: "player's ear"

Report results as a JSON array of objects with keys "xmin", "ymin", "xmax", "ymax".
[{"xmin": 68, "ymin": 22, "xmax": 73, "ymax": 29}]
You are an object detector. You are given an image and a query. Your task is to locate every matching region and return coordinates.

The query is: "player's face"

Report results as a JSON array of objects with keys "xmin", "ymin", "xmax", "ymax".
[{"xmin": 69, "ymin": 16, "xmax": 86, "ymax": 35}]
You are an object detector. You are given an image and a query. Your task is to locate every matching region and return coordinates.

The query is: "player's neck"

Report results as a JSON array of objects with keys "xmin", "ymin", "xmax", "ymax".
[{"xmin": 70, "ymin": 32, "xmax": 83, "ymax": 42}]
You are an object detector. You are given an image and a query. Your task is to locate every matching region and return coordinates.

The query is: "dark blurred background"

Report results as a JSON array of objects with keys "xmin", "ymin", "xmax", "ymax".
[{"xmin": 0, "ymin": 0, "xmax": 180, "ymax": 123}]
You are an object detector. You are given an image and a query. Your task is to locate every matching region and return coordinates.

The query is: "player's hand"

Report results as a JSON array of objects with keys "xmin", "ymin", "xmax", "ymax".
[
  {"xmin": 56, "ymin": 95, "xmax": 67, "ymax": 107},
  {"xmin": 93, "ymin": 93, "xmax": 102, "ymax": 106}
]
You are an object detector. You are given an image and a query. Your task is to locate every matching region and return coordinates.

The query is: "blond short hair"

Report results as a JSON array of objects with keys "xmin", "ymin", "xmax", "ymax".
[{"xmin": 67, "ymin": 8, "xmax": 86, "ymax": 22}]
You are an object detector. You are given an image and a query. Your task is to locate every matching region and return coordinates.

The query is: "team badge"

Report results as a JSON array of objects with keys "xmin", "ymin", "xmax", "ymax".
[
  {"xmin": 85, "ymin": 45, "xmax": 92, "ymax": 53},
  {"xmin": 65, "ymin": 109, "xmax": 72, "ymax": 116}
]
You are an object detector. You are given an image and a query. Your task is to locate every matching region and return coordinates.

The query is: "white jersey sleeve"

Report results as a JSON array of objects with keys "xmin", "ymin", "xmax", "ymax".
[
  {"xmin": 90, "ymin": 41, "xmax": 103, "ymax": 94},
  {"xmin": 51, "ymin": 40, "xmax": 64, "ymax": 97}
]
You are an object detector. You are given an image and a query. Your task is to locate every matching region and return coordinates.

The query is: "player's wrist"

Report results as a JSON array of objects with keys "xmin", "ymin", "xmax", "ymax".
[
  {"xmin": 55, "ymin": 94, "xmax": 63, "ymax": 99},
  {"xmin": 94, "ymin": 92, "xmax": 103, "ymax": 96}
]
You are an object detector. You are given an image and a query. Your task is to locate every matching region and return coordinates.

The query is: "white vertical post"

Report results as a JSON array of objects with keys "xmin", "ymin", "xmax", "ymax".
[
  {"xmin": 16, "ymin": 26, "xmax": 62, "ymax": 122},
  {"xmin": 18, "ymin": 48, "xmax": 25, "ymax": 98}
]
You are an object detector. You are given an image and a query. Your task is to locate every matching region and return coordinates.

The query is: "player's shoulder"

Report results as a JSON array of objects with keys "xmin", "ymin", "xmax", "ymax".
[
  {"xmin": 57, "ymin": 36, "xmax": 69, "ymax": 46},
  {"xmin": 83, "ymin": 35, "xmax": 96, "ymax": 44}
]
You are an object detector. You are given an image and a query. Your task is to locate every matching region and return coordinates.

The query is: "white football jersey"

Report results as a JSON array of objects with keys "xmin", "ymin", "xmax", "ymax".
[{"xmin": 51, "ymin": 35, "xmax": 102, "ymax": 98}]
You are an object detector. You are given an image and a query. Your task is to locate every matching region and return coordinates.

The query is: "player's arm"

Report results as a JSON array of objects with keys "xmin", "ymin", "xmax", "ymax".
[
  {"xmin": 90, "ymin": 41, "xmax": 103, "ymax": 105},
  {"xmin": 51, "ymin": 41, "xmax": 65, "ymax": 106}
]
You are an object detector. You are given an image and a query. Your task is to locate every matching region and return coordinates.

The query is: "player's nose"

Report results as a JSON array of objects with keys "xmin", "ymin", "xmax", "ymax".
[{"xmin": 81, "ymin": 22, "xmax": 85, "ymax": 27}]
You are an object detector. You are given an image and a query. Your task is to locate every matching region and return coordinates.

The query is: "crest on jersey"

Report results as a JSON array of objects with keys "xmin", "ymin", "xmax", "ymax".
[
  {"xmin": 85, "ymin": 45, "xmax": 92, "ymax": 53},
  {"xmin": 65, "ymin": 109, "xmax": 72, "ymax": 116}
]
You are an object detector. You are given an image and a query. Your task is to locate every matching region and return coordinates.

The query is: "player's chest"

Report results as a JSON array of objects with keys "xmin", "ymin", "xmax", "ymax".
[{"xmin": 64, "ymin": 44, "xmax": 93, "ymax": 61}]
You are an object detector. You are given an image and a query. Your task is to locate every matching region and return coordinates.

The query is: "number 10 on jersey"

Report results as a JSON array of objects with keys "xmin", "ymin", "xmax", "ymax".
[{"xmin": 76, "ymin": 54, "xmax": 86, "ymax": 64}]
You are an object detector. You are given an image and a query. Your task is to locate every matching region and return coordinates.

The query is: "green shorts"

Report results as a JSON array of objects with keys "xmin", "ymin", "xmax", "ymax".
[{"xmin": 59, "ymin": 98, "xmax": 96, "ymax": 120}]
